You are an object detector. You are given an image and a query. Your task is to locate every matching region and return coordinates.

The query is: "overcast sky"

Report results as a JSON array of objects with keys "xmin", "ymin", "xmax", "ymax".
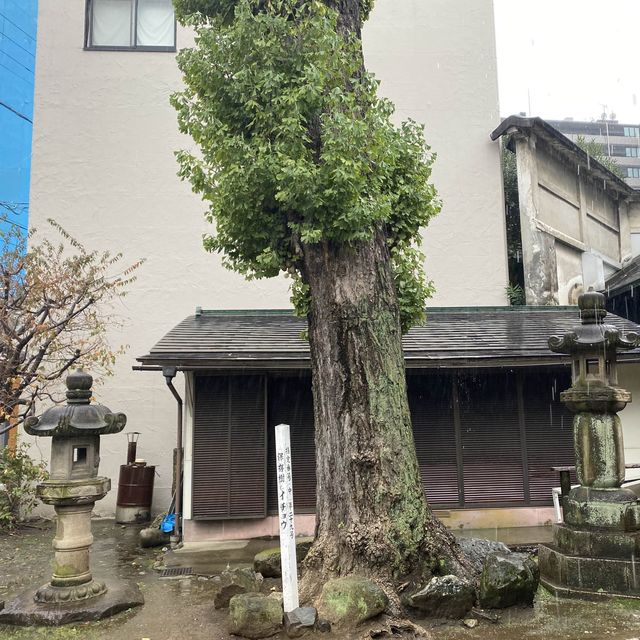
[{"xmin": 494, "ymin": 0, "xmax": 640, "ymax": 124}]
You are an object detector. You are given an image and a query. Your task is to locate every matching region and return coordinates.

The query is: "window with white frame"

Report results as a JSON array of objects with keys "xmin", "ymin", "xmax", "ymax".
[
  {"xmin": 627, "ymin": 167, "xmax": 640, "ymax": 179},
  {"xmin": 86, "ymin": 0, "xmax": 175, "ymax": 50}
]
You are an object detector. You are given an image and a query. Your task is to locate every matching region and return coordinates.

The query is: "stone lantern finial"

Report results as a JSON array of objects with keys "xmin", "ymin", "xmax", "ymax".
[{"xmin": 65, "ymin": 368, "xmax": 93, "ymax": 404}]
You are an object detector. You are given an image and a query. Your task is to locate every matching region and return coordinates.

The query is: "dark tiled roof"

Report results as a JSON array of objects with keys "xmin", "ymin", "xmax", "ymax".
[
  {"xmin": 605, "ymin": 255, "xmax": 640, "ymax": 296},
  {"xmin": 137, "ymin": 307, "xmax": 640, "ymax": 369}
]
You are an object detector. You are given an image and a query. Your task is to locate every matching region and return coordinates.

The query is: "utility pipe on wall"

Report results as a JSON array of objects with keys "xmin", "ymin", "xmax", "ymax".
[{"xmin": 163, "ymin": 367, "xmax": 183, "ymax": 540}]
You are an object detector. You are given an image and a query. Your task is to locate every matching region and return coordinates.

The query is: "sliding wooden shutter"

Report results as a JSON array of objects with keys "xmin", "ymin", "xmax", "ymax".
[
  {"xmin": 523, "ymin": 370, "xmax": 575, "ymax": 503},
  {"xmin": 267, "ymin": 375, "xmax": 316, "ymax": 514},
  {"xmin": 408, "ymin": 375, "xmax": 460, "ymax": 506},
  {"xmin": 192, "ymin": 375, "xmax": 266, "ymax": 519},
  {"xmin": 458, "ymin": 372, "xmax": 525, "ymax": 504}
]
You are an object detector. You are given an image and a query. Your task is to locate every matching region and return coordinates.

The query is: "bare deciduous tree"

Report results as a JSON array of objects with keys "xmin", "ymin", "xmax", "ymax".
[{"xmin": 0, "ymin": 219, "xmax": 143, "ymax": 437}]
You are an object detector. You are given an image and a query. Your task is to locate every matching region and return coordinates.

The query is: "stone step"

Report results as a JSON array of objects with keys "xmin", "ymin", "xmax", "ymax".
[
  {"xmin": 539, "ymin": 544, "xmax": 640, "ymax": 596},
  {"xmin": 553, "ymin": 523, "xmax": 640, "ymax": 560}
]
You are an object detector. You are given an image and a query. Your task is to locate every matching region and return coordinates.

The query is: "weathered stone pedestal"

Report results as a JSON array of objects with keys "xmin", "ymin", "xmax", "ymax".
[
  {"xmin": 0, "ymin": 369, "xmax": 144, "ymax": 625},
  {"xmin": 539, "ymin": 290, "xmax": 640, "ymax": 600}
]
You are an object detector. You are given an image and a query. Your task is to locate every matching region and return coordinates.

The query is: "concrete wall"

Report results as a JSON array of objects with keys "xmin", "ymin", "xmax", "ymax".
[
  {"xmin": 515, "ymin": 133, "xmax": 630, "ymax": 305},
  {"xmin": 27, "ymin": 0, "xmax": 507, "ymax": 515},
  {"xmin": 363, "ymin": 0, "xmax": 507, "ymax": 306},
  {"xmin": 619, "ymin": 363, "xmax": 640, "ymax": 478}
]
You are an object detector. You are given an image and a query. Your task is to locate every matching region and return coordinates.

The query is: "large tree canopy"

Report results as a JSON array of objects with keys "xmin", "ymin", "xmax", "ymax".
[{"xmin": 172, "ymin": 0, "xmax": 439, "ymax": 330}]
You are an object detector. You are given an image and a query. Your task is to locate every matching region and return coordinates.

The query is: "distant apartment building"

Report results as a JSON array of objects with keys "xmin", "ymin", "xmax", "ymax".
[
  {"xmin": 547, "ymin": 118, "xmax": 640, "ymax": 189},
  {"xmin": 0, "ymin": 1, "xmax": 37, "ymax": 234}
]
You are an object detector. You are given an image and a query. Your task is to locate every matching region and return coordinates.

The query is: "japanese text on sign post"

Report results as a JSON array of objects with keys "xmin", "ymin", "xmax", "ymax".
[{"xmin": 275, "ymin": 423, "xmax": 299, "ymax": 612}]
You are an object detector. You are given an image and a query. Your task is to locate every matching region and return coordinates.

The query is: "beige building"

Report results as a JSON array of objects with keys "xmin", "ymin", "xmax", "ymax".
[
  {"xmin": 492, "ymin": 116, "xmax": 640, "ymax": 306},
  {"xmin": 28, "ymin": 0, "xmax": 508, "ymax": 517}
]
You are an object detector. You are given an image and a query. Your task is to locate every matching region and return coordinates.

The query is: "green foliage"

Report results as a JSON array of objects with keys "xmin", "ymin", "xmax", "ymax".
[
  {"xmin": 574, "ymin": 135, "xmax": 626, "ymax": 180},
  {"xmin": 173, "ymin": 0, "xmax": 375, "ymax": 24},
  {"xmin": 506, "ymin": 282, "xmax": 525, "ymax": 306},
  {"xmin": 501, "ymin": 142, "xmax": 525, "ymax": 297},
  {"xmin": 172, "ymin": 0, "xmax": 439, "ymax": 331},
  {"xmin": 0, "ymin": 443, "xmax": 48, "ymax": 531}
]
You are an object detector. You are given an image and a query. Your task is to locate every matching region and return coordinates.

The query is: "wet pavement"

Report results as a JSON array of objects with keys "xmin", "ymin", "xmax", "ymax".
[{"xmin": 0, "ymin": 520, "xmax": 639, "ymax": 640}]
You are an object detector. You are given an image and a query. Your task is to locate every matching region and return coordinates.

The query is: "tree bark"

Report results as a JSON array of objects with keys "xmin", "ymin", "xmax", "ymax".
[
  {"xmin": 296, "ymin": 0, "xmax": 468, "ymax": 595},
  {"xmin": 301, "ymin": 230, "xmax": 468, "ymax": 588}
]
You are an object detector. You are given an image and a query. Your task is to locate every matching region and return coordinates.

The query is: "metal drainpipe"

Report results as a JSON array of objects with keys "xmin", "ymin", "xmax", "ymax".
[{"xmin": 163, "ymin": 367, "xmax": 183, "ymax": 543}]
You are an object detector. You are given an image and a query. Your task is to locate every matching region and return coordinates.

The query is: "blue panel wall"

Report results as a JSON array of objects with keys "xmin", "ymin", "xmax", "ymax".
[{"xmin": 0, "ymin": 0, "xmax": 37, "ymax": 235}]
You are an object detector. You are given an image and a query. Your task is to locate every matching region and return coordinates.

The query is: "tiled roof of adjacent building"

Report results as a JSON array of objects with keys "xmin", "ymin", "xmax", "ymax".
[
  {"xmin": 605, "ymin": 255, "xmax": 640, "ymax": 296},
  {"xmin": 136, "ymin": 307, "xmax": 640, "ymax": 370}
]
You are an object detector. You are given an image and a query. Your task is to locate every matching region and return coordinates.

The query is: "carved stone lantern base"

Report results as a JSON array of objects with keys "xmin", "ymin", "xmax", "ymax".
[
  {"xmin": 0, "ymin": 579, "xmax": 144, "ymax": 626},
  {"xmin": 34, "ymin": 579, "xmax": 108, "ymax": 604}
]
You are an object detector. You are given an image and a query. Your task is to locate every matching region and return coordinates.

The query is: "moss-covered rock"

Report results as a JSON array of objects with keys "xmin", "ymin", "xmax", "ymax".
[
  {"xmin": 457, "ymin": 537, "xmax": 511, "ymax": 577},
  {"xmin": 479, "ymin": 552, "xmax": 539, "ymax": 609},
  {"xmin": 409, "ymin": 575, "xmax": 475, "ymax": 618},
  {"xmin": 253, "ymin": 539, "xmax": 313, "ymax": 578},
  {"xmin": 228, "ymin": 592, "xmax": 283, "ymax": 639},
  {"xmin": 212, "ymin": 568, "xmax": 262, "ymax": 609},
  {"xmin": 318, "ymin": 577, "xmax": 388, "ymax": 627}
]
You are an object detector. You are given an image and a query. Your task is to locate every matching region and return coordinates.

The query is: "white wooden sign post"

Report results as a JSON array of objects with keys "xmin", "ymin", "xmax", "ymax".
[{"xmin": 275, "ymin": 423, "xmax": 300, "ymax": 612}]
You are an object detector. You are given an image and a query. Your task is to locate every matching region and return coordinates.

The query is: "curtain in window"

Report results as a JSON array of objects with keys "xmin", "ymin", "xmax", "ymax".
[
  {"xmin": 92, "ymin": 0, "xmax": 133, "ymax": 46},
  {"xmin": 137, "ymin": 0, "xmax": 174, "ymax": 47}
]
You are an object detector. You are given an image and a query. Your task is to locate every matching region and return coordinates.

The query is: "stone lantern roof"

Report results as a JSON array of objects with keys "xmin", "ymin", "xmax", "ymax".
[
  {"xmin": 24, "ymin": 369, "xmax": 126, "ymax": 437},
  {"xmin": 548, "ymin": 290, "xmax": 640, "ymax": 356}
]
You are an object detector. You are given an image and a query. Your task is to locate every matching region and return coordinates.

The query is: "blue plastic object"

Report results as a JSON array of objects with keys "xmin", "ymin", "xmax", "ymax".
[{"xmin": 161, "ymin": 513, "xmax": 175, "ymax": 533}]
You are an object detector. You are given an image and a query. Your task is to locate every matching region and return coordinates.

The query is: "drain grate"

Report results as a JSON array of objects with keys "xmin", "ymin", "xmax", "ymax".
[{"xmin": 160, "ymin": 567, "xmax": 193, "ymax": 578}]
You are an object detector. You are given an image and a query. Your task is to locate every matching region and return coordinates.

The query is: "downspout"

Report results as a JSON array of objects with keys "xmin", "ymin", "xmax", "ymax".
[{"xmin": 163, "ymin": 366, "xmax": 183, "ymax": 542}]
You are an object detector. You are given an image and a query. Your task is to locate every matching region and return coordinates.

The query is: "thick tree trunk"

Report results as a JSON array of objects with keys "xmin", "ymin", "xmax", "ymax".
[{"xmin": 301, "ymin": 230, "xmax": 468, "ymax": 588}]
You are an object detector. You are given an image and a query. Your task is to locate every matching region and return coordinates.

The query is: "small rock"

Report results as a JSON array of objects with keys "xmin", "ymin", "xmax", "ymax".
[
  {"xmin": 463, "ymin": 618, "xmax": 478, "ymax": 628},
  {"xmin": 139, "ymin": 527, "xmax": 171, "ymax": 548},
  {"xmin": 479, "ymin": 552, "xmax": 539, "ymax": 609},
  {"xmin": 212, "ymin": 568, "xmax": 263, "ymax": 609},
  {"xmin": 315, "ymin": 617, "xmax": 331, "ymax": 633},
  {"xmin": 318, "ymin": 577, "xmax": 388, "ymax": 627},
  {"xmin": 457, "ymin": 538, "xmax": 511, "ymax": 577},
  {"xmin": 284, "ymin": 606, "xmax": 317, "ymax": 638},
  {"xmin": 228, "ymin": 592, "xmax": 283, "ymax": 639},
  {"xmin": 409, "ymin": 575, "xmax": 475, "ymax": 618},
  {"xmin": 253, "ymin": 539, "xmax": 314, "ymax": 578}
]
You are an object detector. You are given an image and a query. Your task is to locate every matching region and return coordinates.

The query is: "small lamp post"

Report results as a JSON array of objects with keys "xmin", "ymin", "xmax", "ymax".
[{"xmin": 25, "ymin": 369, "xmax": 126, "ymax": 604}]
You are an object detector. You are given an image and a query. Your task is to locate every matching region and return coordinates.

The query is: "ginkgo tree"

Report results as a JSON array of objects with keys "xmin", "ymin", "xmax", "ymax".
[{"xmin": 172, "ymin": 0, "xmax": 469, "ymax": 593}]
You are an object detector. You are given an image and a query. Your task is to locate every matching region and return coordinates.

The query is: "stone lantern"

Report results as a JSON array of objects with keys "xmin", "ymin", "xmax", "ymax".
[
  {"xmin": 0, "ymin": 369, "xmax": 143, "ymax": 625},
  {"xmin": 539, "ymin": 290, "xmax": 640, "ymax": 599}
]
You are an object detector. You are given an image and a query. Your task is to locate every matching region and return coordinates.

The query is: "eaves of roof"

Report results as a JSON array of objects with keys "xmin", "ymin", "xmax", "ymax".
[
  {"xmin": 491, "ymin": 116, "xmax": 639, "ymax": 199},
  {"xmin": 136, "ymin": 306, "xmax": 640, "ymax": 371}
]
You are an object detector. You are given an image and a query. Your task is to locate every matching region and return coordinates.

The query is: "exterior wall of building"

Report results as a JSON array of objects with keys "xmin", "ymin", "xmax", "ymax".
[
  {"xmin": 619, "ymin": 363, "xmax": 640, "ymax": 480},
  {"xmin": 0, "ymin": 0, "xmax": 37, "ymax": 235},
  {"xmin": 514, "ymin": 132, "xmax": 630, "ymax": 305},
  {"xmin": 28, "ymin": 0, "xmax": 507, "ymax": 515},
  {"xmin": 364, "ymin": 0, "xmax": 508, "ymax": 307}
]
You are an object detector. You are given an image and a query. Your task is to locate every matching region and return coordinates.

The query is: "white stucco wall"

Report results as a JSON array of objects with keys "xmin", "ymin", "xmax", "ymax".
[
  {"xmin": 619, "ymin": 363, "xmax": 640, "ymax": 477},
  {"xmin": 27, "ymin": 0, "xmax": 506, "ymax": 515},
  {"xmin": 363, "ymin": 0, "xmax": 507, "ymax": 306}
]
